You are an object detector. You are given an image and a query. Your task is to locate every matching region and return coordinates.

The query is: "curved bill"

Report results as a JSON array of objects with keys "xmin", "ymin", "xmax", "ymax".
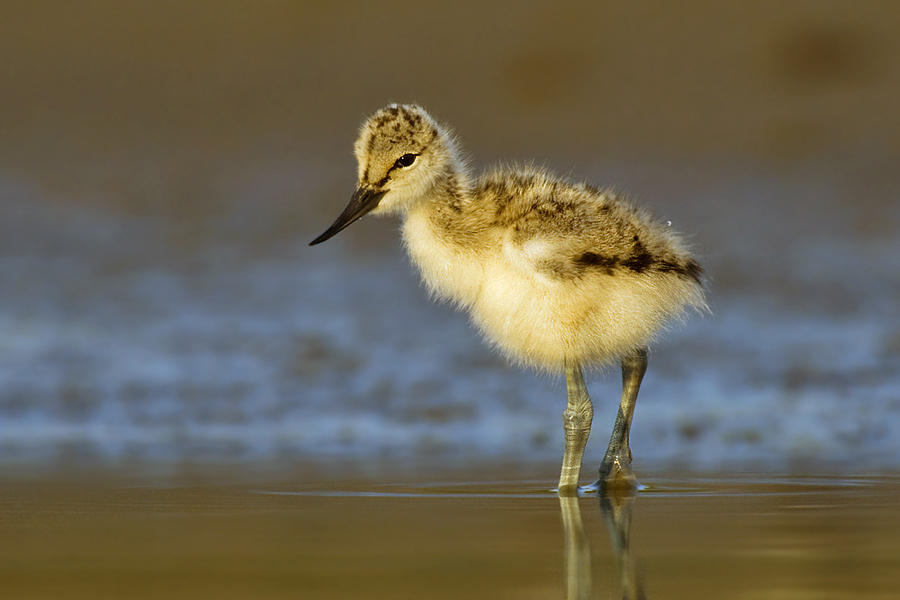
[{"xmin": 309, "ymin": 187, "xmax": 387, "ymax": 246}]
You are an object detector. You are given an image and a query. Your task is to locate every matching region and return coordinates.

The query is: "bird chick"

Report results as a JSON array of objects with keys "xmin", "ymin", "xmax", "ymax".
[{"xmin": 311, "ymin": 104, "xmax": 705, "ymax": 494}]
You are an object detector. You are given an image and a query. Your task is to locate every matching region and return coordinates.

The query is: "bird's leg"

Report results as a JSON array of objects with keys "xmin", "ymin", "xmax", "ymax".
[
  {"xmin": 599, "ymin": 349, "xmax": 648, "ymax": 490},
  {"xmin": 558, "ymin": 361, "xmax": 593, "ymax": 496}
]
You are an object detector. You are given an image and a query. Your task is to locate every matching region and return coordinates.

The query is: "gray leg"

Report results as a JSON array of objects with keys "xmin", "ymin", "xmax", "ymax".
[
  {"xmin": 558, "ymin": 361, "xmax": 593, "ymax": 496},
  {"xmin": 599, "ymin": 349, "xmax": 648, "ymax": 489}
]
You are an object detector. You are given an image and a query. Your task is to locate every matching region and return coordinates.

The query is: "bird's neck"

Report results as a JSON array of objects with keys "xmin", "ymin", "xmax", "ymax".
[
  {"xmin": 430, "ymin": 163, "xmax": 473, "ymax": 209},
  {"xmin": 407, "ymin": 164, "xmax": 487, "ymax": 243},
  {"xmin": 401, "ymin": 168, "xmax": 487, "ymax": 307}
]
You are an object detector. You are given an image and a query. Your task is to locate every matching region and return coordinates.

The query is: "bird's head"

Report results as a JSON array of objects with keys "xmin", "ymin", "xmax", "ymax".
[{"xmin": 310, "ymin": 103, "xmax": 459, "ymax": 246}]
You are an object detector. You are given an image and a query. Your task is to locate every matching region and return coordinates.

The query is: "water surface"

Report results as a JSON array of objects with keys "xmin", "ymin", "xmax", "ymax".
[{"xmin": 2, "ymin": 472, "xmax": 898, "ymax": 599}]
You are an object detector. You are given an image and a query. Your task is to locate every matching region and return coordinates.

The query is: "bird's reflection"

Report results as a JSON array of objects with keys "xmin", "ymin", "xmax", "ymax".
[
  {"xmin": 559, "ymin": 495, "xmax": 592, "ymax": 600},
  {"xmin": 559, "ymin": 488, "xmax": 646, "ymax": 599},
  {"xmin": 599, "ymin": 489, "xmax": 646, "ymax": 600}
]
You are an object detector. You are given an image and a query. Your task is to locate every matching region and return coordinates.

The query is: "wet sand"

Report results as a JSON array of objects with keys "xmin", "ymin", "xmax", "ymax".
[{"xmin": 1, "ymin": 470, "xmax": 898, "ymax": 599}]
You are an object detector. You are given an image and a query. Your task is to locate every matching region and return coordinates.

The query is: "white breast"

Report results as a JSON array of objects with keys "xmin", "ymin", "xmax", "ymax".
[
  {"xmin": 401, "ymin": 207, "xmax": 486, "ymax": 308},
  {"xmin": 402, "ymin": 207, "xmax": 574, "ymax": 368}
]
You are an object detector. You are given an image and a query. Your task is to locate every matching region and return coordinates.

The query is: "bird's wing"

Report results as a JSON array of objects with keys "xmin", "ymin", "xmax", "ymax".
[{"xmin": 500, "ymin": 193, "xmax": 622, "ymax": 282}]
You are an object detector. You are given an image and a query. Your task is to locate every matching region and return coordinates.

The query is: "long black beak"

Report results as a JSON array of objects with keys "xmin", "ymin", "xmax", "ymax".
[{"xmin": 309, "ymin": 187, "xmax": 387, "ymax": 246}]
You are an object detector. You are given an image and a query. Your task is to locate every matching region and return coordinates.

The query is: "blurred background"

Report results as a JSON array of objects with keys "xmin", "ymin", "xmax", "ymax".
[{"xmin": 1, "ymin": 1, "xmax": 898, "ymax": 476}]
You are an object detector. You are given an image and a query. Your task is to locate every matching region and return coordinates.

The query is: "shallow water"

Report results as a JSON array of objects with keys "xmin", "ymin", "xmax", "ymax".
[
  {"xmin": 2, "ymin": 157, "xmax": 899, "ymax": 472},
  {"xmin": 1, "ymin": 471, "xmax": 898, "ymax": 599}
]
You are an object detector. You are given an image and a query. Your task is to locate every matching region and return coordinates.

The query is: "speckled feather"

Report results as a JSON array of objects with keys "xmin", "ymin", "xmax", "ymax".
[{"xmin": 350, "ymin": 104, "xmax": 706, "ymax": 371}]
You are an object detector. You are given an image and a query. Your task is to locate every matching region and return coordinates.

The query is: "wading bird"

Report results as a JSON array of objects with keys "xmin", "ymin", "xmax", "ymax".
[{"xmin": 310, "ymin": 104, "xmax": 705, "ymax": 494}]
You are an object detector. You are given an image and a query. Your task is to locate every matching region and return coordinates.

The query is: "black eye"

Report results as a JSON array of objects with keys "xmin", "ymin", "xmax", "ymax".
[{"xmin": 394, "ymin": 153, "xmax": 417, "ymax": 168}]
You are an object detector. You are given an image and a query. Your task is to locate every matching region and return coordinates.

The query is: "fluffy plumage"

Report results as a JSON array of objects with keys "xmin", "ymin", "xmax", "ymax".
[
  {"xmin": 311, "ymin": 103, "xmax": 706, "ymax": 492},
  {"xmin": 328, "ymin": 103, "xmax": 705, "ymax": 371}
]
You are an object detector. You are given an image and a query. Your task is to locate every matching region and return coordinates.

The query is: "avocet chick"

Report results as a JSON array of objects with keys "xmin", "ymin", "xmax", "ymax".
[{"xmin": 310, "ymin": 104, "xmax": 705, "ymax": 494}]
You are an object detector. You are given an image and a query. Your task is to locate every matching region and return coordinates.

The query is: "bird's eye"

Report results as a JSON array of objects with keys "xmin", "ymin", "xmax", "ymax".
[{"xmin": 394, "ymin": 153, "xmax": 417, "ymax": 168}]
